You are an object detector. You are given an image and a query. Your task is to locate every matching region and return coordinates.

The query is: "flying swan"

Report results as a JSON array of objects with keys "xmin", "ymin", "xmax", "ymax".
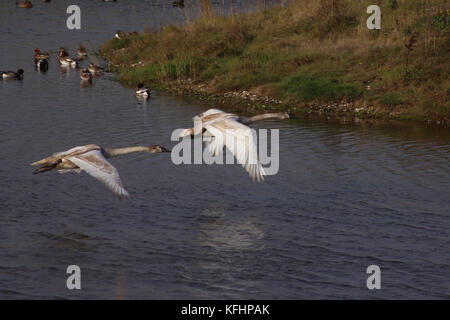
[
  {"xmin": 179, "ymin": 109, "xmax": 290, "ymax": 182},
  {"xmin": 31, "ymin": 144, "xmax": 170, "ymax": 198}
]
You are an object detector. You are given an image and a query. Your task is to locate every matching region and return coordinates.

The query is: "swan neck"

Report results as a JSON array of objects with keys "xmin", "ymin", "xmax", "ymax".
[
  {"xmin": 103, "ymin": 146, "xmax": 149, "ymax": 158},
  {"xmin": 241, "ymin": 113, "xmax": 286, "ymax": 124}
]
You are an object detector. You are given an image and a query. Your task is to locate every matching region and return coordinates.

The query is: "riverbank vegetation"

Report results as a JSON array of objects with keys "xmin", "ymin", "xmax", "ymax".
[{"xmin": 100, "ymin": 0, "xmax": 449, "ymax": 123}]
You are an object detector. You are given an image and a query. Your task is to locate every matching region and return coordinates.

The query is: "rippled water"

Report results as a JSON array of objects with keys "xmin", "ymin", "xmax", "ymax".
[{"xmin": 1, "ymin": 1, "xmax": 449, "ymax": 299}]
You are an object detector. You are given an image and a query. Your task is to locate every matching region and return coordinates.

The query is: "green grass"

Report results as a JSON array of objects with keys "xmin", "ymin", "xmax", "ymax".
[
  {"xmin": 279, "ymin": 73, "xmax": 362, "ymax": 101},
  {"xmin": 100, "ymin": 0, "xmax": 450, "ymax": 122},
  {"xmin": 379, "ymin": 93, "xmax": 404, "ymax": 107}
]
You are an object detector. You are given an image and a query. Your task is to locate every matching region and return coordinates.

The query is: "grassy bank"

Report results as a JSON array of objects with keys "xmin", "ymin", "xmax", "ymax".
[{"xmin": 100, "ymin": 0, "xmax": 449, "ymax": 123}]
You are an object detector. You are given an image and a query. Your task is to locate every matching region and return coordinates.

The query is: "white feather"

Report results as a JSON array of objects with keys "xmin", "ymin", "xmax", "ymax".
[
  {"xmin": 194, "ymin": 109, "xmax": 266, "ymax": 182},
  {"xmin": 67, "ymin": 149, "xmax": 130, "ymax": 198}
]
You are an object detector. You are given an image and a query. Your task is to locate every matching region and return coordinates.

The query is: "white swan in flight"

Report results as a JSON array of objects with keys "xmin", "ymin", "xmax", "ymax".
[
  {"xmin": 179, "ymin": 109, "xmax": 290, "ymax": 182},
  {"xmin": 31, "ymin": 144, "xmax": 170, "ymax": 198}
]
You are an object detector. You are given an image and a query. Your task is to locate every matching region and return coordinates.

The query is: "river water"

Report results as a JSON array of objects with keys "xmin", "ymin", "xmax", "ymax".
[{"xmin": 0, "ymin": 0, "xmax": 449, "ymax": 299}]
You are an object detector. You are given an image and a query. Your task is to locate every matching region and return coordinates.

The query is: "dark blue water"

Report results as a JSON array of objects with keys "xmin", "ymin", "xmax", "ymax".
[{"xmin": 0, "ymin": 0, "xmax": 449, "ymax": 299}]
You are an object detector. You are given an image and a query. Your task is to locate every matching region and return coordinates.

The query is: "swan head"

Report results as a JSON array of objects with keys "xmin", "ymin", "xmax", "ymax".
[
  {"xmin": 179, "ymin": 128, "xmax": 194, "ymax": 138},
  {"xmin": 148, "ymin": 145, "xmax": 171, "ymax": 153}
]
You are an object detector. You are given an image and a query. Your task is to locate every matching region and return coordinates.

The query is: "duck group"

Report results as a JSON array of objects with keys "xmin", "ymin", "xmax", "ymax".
[
  {"xmin": 3, "ymin": 37, "xmax": 150, "ymax": 99},
  {"xmin": 2, "ymin": 44, "xmax": 108, "ymax": 84}
]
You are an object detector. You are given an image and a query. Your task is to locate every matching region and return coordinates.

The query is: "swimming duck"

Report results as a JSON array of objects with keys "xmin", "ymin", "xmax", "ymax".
[
  {"xmin": 59, "ymin": 56, "xmax": 77, "ymax": 68},
  {"xmin": 88, "ymin": 63, "xmax": 104, "ymax": 75},
  {"xmin": 16, "ymin": 1, "xmax": 33, "ymax": 8},
  {"xmin": 80, "ymin": 69, "xmax": 93, "ymax": 81},
  {"xmin": 33, "ymin": 49, "xmax": 49, "ymax": 71},
  {"xmin": 58, "ymin": 49, "xmax": 78, "ymax": 67},
  {"xmin": 1, "ymin": 69, "xmax": 24, "ymax": 80},
  {"xmin": 135, "ymin": 83, "xmax": 152, "ymax": 96},
  {"xmin": 58, "ymin": 47, "xmax": 68, "ymax": 58},
  {"xmin": 36, "ymin": 59, "xmax": 49, "ymax": 71},
  {"xmin": 77, "ymin": 46, "xmax": 88, "ymax": 60},
  {"xmin": 172, "ymin": 0, "xmax": 184, "ymax": 7},
  {"xmin": 34, "ymin": 49, "xmax": 49, "ymax": 61},
  {"xmin": 179, "ymin": 109, "xmax": 290, "ymax": 182},
  {"xmin": 31, "ymin": 144, "xmax": 170, "ymax": 198}
]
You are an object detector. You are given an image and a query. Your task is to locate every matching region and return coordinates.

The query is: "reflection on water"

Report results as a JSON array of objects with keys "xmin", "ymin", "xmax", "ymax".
[
  {"xmin": 195, "ymin": 202, "xmax": 265, "ymax": 251},
  {"xmin": 0, "ymin": 0, "xmax": 449, "ymax": 299},
  {"xmin": 80, "ymin": 80, "xmax": 92, "ymax": 87}
]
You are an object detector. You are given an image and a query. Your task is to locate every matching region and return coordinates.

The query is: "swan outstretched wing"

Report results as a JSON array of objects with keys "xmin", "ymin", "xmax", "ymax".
[
  {"xmin": 192, "ymin": 108, "xmax": 225, "ymax": 122},
  {"xmin": 51, "ymin": 144, "xmax": 100, "ymax": 158},
  {"xmin": 193, "ymin": 109, "xmax": 228, "ymax": 135},
  {"xmin": 205, "ymin": 119, "xmax": 266, "ymax": 182},
  {"xmin": 67, "ymin": 149, "xmax": 130, "ymax": 198},
  {"xmin": 31, "ymin": 145, "xmax": 100, "ymax": 167}
]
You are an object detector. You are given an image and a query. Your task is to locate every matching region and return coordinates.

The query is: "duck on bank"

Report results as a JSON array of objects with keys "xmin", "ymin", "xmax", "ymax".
[
  {"xmin": 99, "ymin": 0, "xmax": 448, "ymax": 124},
  {"xmin": 115, "ymin": 30, "xmax": 139, "ymax": 39}
]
